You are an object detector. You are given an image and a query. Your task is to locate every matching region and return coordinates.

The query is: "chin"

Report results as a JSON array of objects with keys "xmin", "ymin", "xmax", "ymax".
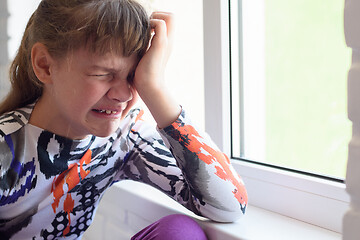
[
  {"xmin": 94, "ymin": 130, "xmax": 117, "ymax": 138},
  {"xmin": 88, "ymin": 126, "xmax": 117, "ymax": 138},
  {"xmin": 88, "ymin": 120, "xmax": 121, "ymax": 138}
]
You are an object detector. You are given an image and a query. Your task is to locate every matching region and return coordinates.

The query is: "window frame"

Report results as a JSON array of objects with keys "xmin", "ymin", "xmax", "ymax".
[{"xmin": 203, "ymin": 0, "xmax": 349, "ymax": 233}]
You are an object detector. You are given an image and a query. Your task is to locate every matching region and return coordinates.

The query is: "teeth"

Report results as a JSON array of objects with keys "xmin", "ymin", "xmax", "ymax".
[{"xmin": 97, "ymin": 110, "xmax": 117, "ymax": 114}]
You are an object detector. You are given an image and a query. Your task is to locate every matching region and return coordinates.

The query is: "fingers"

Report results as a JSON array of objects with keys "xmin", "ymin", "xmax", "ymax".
[
  {"xmin": 149, "ymin": 12, "xmax": 174, "ymax": 63},
  {"xmin": 149, "ymin": 18, "xmax": 168, "ymax": 48},
  {"xmin": 150, "ymin": 12, "xmax": 175, "ymax": 39}
]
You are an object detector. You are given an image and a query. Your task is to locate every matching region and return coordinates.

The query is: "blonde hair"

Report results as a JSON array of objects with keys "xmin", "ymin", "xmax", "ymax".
[{"xmin": 0, "ymin": 0, "xmax": 151, "ymax": 114}]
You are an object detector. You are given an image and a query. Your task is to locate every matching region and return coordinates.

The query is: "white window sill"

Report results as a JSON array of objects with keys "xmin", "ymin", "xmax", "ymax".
[{"xmin": 85, "ymin": 180, "xmax": 341, "ymax": 240}]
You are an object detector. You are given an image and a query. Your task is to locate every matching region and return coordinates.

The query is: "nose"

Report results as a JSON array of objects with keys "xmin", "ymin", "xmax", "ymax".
[{"xmin": 106, "ymin": 79, "xmax": 133, "ymax": 103}]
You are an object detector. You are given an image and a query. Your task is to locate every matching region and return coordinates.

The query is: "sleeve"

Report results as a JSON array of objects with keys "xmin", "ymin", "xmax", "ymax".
[{"xmin": 119, "ymin": 108, "xmax": 248, "ymax": 223}]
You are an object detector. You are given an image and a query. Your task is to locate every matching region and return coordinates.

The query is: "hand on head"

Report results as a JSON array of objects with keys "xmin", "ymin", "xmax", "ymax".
[
  {"xmin": 133, "ymin": 11, "xmax": 175, "ymax": 98},
  {"xmin": 132, "ymin": 11, "xmax": 181, "ymax": 129}
]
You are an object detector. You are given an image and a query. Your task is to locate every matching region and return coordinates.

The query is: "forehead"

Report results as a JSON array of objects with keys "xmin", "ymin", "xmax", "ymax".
[{"xmin": 63, "ymin": 47, "xmax": 139, "ymax": 71}]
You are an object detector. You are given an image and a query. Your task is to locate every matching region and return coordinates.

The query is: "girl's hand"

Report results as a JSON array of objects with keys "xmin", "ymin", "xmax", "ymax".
[
  {"xmin": 133, "ymin": 12, "xmax": 181, "ymax": 128},
  {"xmin": 134, "ymin": 12, "xmax": 174, "ymax": 91}
]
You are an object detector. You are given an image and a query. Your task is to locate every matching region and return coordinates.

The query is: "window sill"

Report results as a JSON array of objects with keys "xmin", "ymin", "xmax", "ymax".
[
  {"xmin": 85, "ymin": 180, "xmax": 341, "ymax": 240},
  {"xmin": 232, "ymin": 160, "xmax": 349, "ymax": 233}
]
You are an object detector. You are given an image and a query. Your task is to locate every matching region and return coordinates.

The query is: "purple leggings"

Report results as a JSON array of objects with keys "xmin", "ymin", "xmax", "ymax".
[{"xmin": 131, "ymin": 214, "xmax": 208, "ymax": 240}]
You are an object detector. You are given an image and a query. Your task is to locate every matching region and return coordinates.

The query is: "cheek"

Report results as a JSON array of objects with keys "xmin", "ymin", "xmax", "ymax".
[
  {"xmin": 121, "ymin": 88, "xmax": 139, "ymax": 119},
  {"xmin": 77, "ymin": 86, "xmax": 108, "ymax": 111},
  {"xmin": 130, "ymin": 87, "xmax": 139, "ymax": 103},
  {"xmin": 57, "ymin": 81, "xmax": 107, "ymax": 114},
  {"xmin": 70, "ymin": 79, "xmax": 108, "ymax": 101}
]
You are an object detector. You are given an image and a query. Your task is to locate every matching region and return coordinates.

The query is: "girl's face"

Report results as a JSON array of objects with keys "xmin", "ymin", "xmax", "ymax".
[{"xmin": 33, "ymin": 47, "xmax": 139, "ymax": 139}]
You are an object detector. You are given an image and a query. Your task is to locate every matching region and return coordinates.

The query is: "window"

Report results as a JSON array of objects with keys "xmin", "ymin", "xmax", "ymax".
[
  {"xmin": 230, "ymin": 0, "xmax": 351, "ymax": 180},
  {"xmin": 203, "ymin": 0, "xmax": 349, "ymax": 233},
  {"xmin": 3, "ymin": 0, "xmax": 350, "ymax": 234}
]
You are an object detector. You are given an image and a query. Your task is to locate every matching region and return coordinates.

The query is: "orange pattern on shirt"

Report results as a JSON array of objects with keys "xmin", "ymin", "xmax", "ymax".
[
  {"xmin": 174, "ymin": 124, "xmax": 248, "ymax": 205},
  {"xmin": 51, "ymin": 149, "xmax": 92, "ymax": 235}
]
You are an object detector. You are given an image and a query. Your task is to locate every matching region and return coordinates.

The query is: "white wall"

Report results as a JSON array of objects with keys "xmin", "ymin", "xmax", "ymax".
[
  {"xmin": 0, "ymin": 0, "xmax": 40, "ymax": 100},
  {"xmin": 7, "ymin": 0, "xmax": 40, "ymax": 59},
  {"xmin": 0, "ymin": 0, "xmax": 9, "ymax": 98}
]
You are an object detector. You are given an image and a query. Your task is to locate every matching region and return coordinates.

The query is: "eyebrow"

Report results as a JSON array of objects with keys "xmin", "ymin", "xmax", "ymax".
[
  {"xmin": 87, "ymin": 64, "xmax": 137, "ymax": 76},
  {"xmin": 88, "ymin": 65, "xmax": 118, "ymax": 72}
]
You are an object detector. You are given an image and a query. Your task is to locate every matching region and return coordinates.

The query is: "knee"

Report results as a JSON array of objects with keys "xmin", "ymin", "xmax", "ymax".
[
  {"xmin": 155, "ymin": 214, "xmax": 207, "ymax": 240},
  {"xmin": 132, "ymin": 214, "xmax": 208, "ymax": 240}
]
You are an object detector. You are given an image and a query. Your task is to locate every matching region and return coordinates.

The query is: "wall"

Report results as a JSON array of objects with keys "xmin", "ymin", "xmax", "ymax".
[
  {"xmin": 0, "ymin": 0, "xmax": 9, "ymax": 98},
  {"xmin": 343, "ymin": 0, "xmax": 360, "ymax": 239},
  {"xmin": 0, "ymin": 0, "xmax": 41, "ymax": 99},
  {"xmin": 82, "ymin": 181, "xmax": 193, "ymax": 240}
]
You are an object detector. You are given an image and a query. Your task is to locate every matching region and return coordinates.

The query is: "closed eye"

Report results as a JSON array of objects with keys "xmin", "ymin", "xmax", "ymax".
[
  {"xmin": 89, "ymin": 74, "xmax": 111, "ymax": 77},
  {"xmin": 88, "ymin": 73, "xmax": 114, "ymax": 81}
]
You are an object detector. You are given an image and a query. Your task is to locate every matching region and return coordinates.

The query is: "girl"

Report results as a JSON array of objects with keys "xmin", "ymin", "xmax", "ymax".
[{"xmin": 0, "ymin": 0, "xmax": 248, "ymax": 239}]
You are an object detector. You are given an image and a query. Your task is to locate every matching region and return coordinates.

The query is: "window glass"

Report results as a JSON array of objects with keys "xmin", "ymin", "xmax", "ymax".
[{"xmin": 230, "ymin": 0, "xmax": 351, "ymax": 179}]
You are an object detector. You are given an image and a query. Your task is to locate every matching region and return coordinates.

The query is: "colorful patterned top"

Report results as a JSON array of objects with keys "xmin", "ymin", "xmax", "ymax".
[{"xmin": 0, "ymin": 104, "xmax": 248, "ymax": 239}]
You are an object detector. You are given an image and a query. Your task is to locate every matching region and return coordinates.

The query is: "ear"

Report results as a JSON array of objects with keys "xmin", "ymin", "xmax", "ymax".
[{"xmin": 31, "ymin": 42, "xmax": 56, "ymax": 84}]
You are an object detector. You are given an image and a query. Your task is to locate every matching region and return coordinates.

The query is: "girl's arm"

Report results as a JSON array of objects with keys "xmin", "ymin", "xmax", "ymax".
[
  {"xmin": 120, "ymin": 108, "xmax": 248, "ymax": 223},
  {"xmin": 127, "ymin": 12, "xmax": 248, "ymax": 222}
]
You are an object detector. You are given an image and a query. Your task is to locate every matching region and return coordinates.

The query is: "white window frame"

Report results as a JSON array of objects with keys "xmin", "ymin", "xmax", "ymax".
[{"xmin": 203, "ymin": 0, "xmax": 349, "ymax": 233}]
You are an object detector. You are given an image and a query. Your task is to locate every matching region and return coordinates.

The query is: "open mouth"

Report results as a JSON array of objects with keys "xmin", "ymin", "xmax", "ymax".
[{"xmin": 93, "ymin": 109, "xmax": 118, "ymax": 115}]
